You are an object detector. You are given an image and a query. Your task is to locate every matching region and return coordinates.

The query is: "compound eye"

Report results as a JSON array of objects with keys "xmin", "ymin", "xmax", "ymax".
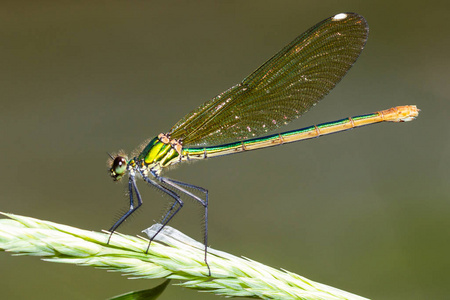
[{"xmin": 111, "ymin": 156, "xmax": 127, "ymax": 180}]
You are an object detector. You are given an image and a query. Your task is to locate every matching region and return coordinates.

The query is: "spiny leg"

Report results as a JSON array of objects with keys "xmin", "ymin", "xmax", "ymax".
[
  {"xmin": 143, "ymin": 176, "xmax": 184, "ymax": 252},
  {"xmin": 108, "ymin": 175, "xmax": 142, "ymax": 243},
  {"xmin": 158, "ymin": 176, "xmax": 210, "ymax": 276},
  {"xmin": 160, "ymin": 200, "xmax": 180, "ymax": 225}
]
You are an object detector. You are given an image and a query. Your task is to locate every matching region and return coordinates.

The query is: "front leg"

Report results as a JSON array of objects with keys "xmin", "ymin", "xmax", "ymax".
[{"xmin": 108, "ymin": 174, "xmax": 142, "ymax": 243}]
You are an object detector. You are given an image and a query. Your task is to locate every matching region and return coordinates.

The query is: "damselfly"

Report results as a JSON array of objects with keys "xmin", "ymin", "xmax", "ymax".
[{"xmin": 107, "ymin": 13, "xmax": 419, "ymax": 275}]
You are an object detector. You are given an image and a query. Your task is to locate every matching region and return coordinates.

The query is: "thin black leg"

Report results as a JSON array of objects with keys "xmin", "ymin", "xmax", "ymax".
[
  {"xmin": 142, "ymin": 176, "xmax": 184, "ymax": 251},
  {"xmin": 157, "ymin": 176, "xmax": 210, "ymax": 276},
  {"xmin": 108, "ymin": 175, "xmax": 142, "ymax": 243},
  {"xmin": 160, "ymin": 200, "xmax": 179, "ymax": 225},
  {"xmin": 107, "ymin": 172, "xmax": 211, "ymax": 275}
]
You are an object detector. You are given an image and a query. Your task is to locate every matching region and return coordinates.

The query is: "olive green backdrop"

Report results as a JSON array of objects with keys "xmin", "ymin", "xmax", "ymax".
[{"xmin": 1, "ymin": 1, "xmax": 448, "ymax": 299}]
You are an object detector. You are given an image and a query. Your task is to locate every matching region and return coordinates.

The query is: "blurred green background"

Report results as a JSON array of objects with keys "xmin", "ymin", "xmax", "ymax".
[{"xmin": 1, "ymin": 1, "xmax": 448, "ymax": 299}]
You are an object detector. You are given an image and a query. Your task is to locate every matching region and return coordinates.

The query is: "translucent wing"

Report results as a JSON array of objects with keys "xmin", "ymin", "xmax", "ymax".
[{"xmin": 169, "ymin": 13, "xmax": 369, "ymax": 146}]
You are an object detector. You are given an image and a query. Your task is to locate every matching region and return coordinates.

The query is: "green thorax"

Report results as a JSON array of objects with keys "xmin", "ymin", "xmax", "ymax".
[{"xmin": 137, "ymin": 136, "xmax": 181, "ymax": 168}]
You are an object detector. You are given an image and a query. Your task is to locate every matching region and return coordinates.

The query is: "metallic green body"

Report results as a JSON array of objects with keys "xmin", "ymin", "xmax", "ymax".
[
  {"xmin": 135, "ymin": 111, "xmax": 382, "ymax": 170},
  {"xmin": 183, "ymin": 112, "xmax": 380, "ymax": 160},
  {"xmin": 136, "ymin": 137, "xmax": 180, "ymax": 170}
]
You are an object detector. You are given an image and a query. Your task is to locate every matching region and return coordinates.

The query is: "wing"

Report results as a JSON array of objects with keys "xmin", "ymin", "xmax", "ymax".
[{"xmin": 169, "ymin": 13, "xmax": 369, "ymax": 146}]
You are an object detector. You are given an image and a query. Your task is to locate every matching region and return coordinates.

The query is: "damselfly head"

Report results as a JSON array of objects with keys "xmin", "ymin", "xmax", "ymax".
[{"xmin": 110, "ymin": 156, "xmax": 128, "ymax": 181}]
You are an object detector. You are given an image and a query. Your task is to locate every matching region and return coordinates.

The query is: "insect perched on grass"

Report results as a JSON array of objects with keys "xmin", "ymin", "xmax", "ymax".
[{"xmin": 107, "ymin": 12, "xmax": 419, "ymax": 275}]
